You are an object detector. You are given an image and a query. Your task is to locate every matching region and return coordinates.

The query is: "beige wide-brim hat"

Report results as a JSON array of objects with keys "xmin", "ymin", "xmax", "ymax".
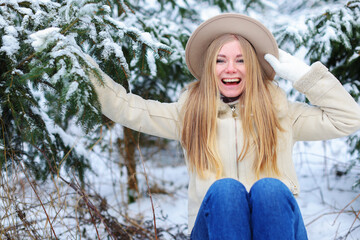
[{"xmin": 185, "ymin": 13, "xmax": 279, "ymax": 80}]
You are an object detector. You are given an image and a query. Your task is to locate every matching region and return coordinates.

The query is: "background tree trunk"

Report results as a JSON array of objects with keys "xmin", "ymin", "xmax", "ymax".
[{"xmin": 119, "ymin": 127, "xmax": 139, "ymax": 204}]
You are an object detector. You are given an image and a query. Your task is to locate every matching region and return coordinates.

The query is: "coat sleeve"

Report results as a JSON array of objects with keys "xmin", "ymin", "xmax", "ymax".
[
  {"xmin": 290, "ymin": 62, "xmax": 360, "ymax": 141},
  {"xmin": 85, "ymin": 55, "xmax": 183, "ymax": 141}
]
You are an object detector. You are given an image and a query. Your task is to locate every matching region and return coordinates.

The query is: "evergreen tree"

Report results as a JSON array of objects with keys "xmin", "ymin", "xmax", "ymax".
[
  {"xmin": 275, "ymin": 0, "xmax": 360, "ymax": 187},
  {"xmin": 91, "ymin": 0, "xmax": 235, "ymax": 203},
  {"xmin": 0, "ymin": 0, "xmax": 173, "ymax": 182},
  {"xmin": 94, "ymin": 0, "xmax": 236, "ymax": 203},
  {"xmin": 0, "ymin": 0, "xmax": 235, "ymax": 200}
]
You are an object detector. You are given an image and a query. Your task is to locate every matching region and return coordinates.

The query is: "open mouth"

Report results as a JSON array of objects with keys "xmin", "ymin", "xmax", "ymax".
[{"xmin": 222, "ymin": 78, "xmax": 241, "ymax": 85}]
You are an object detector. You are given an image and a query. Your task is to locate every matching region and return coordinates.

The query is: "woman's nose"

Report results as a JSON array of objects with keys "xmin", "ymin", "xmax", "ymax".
[{"xmin": 225, "ymin": 61, "xmax": 236, "ymax": 73}]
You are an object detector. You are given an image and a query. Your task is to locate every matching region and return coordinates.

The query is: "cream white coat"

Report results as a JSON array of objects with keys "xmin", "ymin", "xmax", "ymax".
[{"xmin": 86, "ymin": 55, "xmax": 360, "ymax": 232}]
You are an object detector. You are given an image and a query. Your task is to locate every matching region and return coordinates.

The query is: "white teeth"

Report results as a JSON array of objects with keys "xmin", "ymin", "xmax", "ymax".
[{"xmin": 223, "ymin": 78, "xmax": 240, "ymax": 83}]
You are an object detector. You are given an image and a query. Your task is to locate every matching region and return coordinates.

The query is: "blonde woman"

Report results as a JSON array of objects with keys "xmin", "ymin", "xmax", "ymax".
[{"xmin": 86, "ymin": 13, "xmax": 360, "ymax": 239}]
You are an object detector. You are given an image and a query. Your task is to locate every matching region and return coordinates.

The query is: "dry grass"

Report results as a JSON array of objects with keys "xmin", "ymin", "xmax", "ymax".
[{"xmin": 0, "ymin": 162, "xmax": 188, "ymax": 239}]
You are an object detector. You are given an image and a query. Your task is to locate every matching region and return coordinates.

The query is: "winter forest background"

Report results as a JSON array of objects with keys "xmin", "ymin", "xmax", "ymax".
[{"xmin": 1, "ymin": 0, "xmax": 360, "ymax": 239}]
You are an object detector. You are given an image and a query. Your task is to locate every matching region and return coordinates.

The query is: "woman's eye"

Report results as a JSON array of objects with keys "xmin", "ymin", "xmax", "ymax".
[
  {"xmin": 216, "ymin": 59, "xmax": 225, "ymax": 63},
  {"xmin": 237, "ymin": 59, "xmax": 244, "ymax": 63}
]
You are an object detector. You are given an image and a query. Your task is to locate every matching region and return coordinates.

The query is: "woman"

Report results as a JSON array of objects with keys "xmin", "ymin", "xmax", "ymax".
[{"xmin": 86, "ymin": 13, "xmax": 360, "ymax": 239}]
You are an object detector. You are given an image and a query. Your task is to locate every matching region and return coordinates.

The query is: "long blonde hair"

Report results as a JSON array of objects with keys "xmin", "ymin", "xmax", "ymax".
[{"xmin": 181, "ymin": 34, "xmax": 283, "ymax": 179}]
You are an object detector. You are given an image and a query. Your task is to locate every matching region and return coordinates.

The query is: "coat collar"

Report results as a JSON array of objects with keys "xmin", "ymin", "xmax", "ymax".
[{"xmin": 218, "ymin": 83, "xmax": 288, "ymax": 119}]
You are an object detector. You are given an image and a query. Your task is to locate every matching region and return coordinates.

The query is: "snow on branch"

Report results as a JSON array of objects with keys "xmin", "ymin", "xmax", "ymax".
[{"xmin": 305, "ymin": 2, "xmax": 359, "ymax": 62}]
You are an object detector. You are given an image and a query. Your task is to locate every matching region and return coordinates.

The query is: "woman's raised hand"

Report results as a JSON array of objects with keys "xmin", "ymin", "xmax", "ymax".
[{"xmin": 265, "ymin": 49, "xmax": 311, "ymax": 83}]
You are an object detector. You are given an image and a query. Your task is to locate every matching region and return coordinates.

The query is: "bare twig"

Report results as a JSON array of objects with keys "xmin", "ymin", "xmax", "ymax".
[
  {"xmin": 63, "ymin": 174, "xmax": 118, "ymax": 240},
  {"xmin": 18, "ymin": 161, "xmax": 58, "ymax": 239},
  {"xmin": 333, "ymin": 222, "xmax": 340, "ymax": 240},
  {"xmin": 88, "ymin": 125, "xmax": 104, "ymax": 151},
  {"xmin": 346, "ymin": 208, "xmax": 360, "ymax": 238},
  {"xmin": 32, "ymin": 144, "xmax": 118, "ymax": 239},
  {"xmin": 136, "ymin": 131, "xmax": 158, "ymax": 240},
  {"xmin": 332, "ymin": 193, "xmax": 360, "ymax": 225},
  {"xmin": 344, "ymin": 224, "xmax": 360, "ymax": 239},
  {"xmin": 306, "ymin": 210, "xmax": 355, "ymax": 226}
]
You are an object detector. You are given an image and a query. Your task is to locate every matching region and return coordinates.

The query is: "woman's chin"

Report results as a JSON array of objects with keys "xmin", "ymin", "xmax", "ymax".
[{"xmin": 220, "ymin": 90, "xmax": 243, "ymax": 98}]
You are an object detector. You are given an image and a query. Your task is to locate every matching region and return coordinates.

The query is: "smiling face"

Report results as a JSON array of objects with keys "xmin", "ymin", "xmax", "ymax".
[{"xmin": 216, "ymin": 39, "xmax": 246, "ymax": 98}]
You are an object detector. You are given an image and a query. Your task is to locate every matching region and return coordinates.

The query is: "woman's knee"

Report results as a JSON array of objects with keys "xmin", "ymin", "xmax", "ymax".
[
  {"xmin": 249, "ymin": 178, "xmax": 297, "ymax": 213},
  {"xmin": 250, "ymin": 178, "xmax": 306, "ymax": 239},
  {"xmin": 250, "ymin": 178, "xmax": 293, "ymax": 202},
  {"xmin": 206, "ymin": 178, "xmax": 248, "ymax": 203}
]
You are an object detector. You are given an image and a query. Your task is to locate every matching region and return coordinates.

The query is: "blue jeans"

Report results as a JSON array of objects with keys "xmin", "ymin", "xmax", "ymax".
[{"xmin": 190, "ymin": 178, "xmax": 308, "ymax": 240}]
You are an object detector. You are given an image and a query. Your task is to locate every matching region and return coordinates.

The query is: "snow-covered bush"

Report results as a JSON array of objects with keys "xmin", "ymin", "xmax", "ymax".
[{"xmin": 0, "ymin": 0, "xmax": 177, "ymax": 181}]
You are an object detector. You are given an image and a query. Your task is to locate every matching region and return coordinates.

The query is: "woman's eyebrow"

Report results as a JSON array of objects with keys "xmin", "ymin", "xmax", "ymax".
[{"xmin": 217, "ymin": 54, "xmax": 243, "ymax": 58}]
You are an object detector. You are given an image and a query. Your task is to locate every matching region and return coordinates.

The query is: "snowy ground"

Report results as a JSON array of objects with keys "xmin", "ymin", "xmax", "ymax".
[
  {"xmin": 89, "ymin": 137, "xmax": 360, "ymax": 240},
  {"xmin": 293, "ymin": 139, "xmax": 360, "ymax": 240},
  {"xmin": 2, "ymin": 136, "xmax": 359, "ymax": 239}
]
